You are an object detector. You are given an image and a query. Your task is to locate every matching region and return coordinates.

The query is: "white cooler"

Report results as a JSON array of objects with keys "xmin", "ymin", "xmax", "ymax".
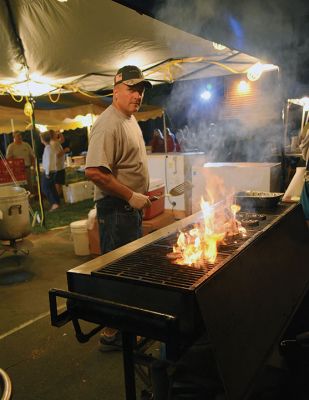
[
  {"xmin": 63, "ymin": 181, "xmax": 94, "ymax": 203},
  {"xmin": 192, "ymin": 162, "xmax": 281, "ymax": 213}
]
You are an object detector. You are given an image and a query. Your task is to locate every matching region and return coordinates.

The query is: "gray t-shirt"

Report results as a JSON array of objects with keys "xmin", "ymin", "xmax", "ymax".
[
  {"xmin": 6, "ymin": 141, "xmax": 35, "ymax": 167},
  {"xmin": 86, "ymin": 104, "xmax": 149, "ymax": 201}
]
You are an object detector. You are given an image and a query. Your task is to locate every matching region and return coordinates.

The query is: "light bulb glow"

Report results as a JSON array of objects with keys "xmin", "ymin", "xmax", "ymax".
[
  {"xmin": 247, "ymin": 62, "xmax": 279, "ymax": 81},
  {"xmin": 212, "ymin": 42, "xmax": 226, "ymax": 51},
  {"xmin": 237, "ymin": 80, "xmax": 250, "ymax": 94},
  {"xmin": 200, "ymin": 90, "xmax": 212, "ymax": 101},
  {"xmin": 14, "ymin": 80, "xmax": 56, "ymax": 96},
  {"xmin": 300, "ymin": 97, "xmax": 309, "ymax": 111},
  {"xmin": 74, "ymin": 113, "xmax": 94, "ymax": 127},
  {"xmin": 36, "ymin": 124, "xmax": 48, "ymax": 133}
]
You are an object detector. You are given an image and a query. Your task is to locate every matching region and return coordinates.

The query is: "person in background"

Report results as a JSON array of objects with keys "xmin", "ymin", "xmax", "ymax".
[
  {"xmin": 50, "ymin": 130, "xmax": 70, "ymax": 197},
  {"xmin": 85, "ymin": 65, "xmax": 152, "ymax": 348},
  {"xmin": 40, "ymin": 131, "xmax": 60, "ymax": 212},
  {"xmin": 149, "ymin": 128, "xmax": 165, "ymax": 152},
  {"xmin": 166, "ymin": 127, "xmax": 181, "ymax": 152},
  {"xmin": 6, "ymin": 131, "xmax": 35, "ymax": 192}
]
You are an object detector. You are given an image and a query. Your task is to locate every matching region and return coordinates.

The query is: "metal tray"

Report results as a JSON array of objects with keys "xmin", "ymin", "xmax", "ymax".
[{"xmin": 235, "ymin": 191, "xmax": 284, "ymax": 209}]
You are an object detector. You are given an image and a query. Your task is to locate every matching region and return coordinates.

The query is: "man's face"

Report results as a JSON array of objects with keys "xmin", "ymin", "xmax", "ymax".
[
  {"xmin": 113, "ymin": 82, "xmax": 145, "ymax": 116},
  {"xmin": 14, "ymin": 133, "xmax": 22, "ymax": 143}
]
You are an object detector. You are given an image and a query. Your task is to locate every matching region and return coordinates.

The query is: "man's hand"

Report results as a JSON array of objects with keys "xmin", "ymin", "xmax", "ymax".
[{"xmin": 128, "ymin": 192, "xmax": 151, "ymax": 210}]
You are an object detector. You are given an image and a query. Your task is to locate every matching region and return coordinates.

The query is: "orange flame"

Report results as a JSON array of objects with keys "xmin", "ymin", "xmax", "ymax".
[{"xmin": 170, "ymin": 197, "xmax": 246, "ymax": 267}]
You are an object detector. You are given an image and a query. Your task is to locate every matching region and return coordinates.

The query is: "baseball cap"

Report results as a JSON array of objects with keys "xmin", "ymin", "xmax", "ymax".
[{"xmin": 114, "ymin": 65, "xmax": 152, "ymax": 88}]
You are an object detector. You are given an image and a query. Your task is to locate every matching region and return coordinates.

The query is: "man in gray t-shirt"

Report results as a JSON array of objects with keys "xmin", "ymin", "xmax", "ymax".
[
  {"xmin": 86, "ymin": 65, "xmax": 152, "ymax": 252},
  {"xmin": 86, "ymin": 65, "xmax": 152, "ymax": 347},
  {"xmin": 6, "ymin": 131, "xmax": 35, "ymax": 192}
]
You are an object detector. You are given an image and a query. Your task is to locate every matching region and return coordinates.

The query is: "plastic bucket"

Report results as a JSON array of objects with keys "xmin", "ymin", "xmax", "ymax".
[{"xmin": 70, "ymin": 219, "xmax": 90, "ymax": 256}]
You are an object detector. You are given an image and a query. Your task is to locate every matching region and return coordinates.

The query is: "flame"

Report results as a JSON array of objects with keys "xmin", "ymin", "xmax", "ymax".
[{"xmin": 170, "ymin": 197, "xmax": 246, "ymax": 267}]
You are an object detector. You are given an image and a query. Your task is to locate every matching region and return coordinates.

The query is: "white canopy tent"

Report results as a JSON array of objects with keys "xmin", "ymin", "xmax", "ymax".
[
  {"xmin": 0, "ymin": 102, "xmax": 164, "ymax": 133},
  {"xmin": 0, "ymin": 0, "xmax": 273, "ymax": 226},
  {"xmin": 0, "ymin": 0, "xmax": 261, "ymax": 98}
]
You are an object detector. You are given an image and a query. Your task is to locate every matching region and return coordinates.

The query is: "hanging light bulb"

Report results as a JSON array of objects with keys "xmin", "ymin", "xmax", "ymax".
[
  {"xmin": 36, "ymin": 124, "xmax": 48, "ymax": 133},
  {"xmin": 247, "ymin": 63, "xmax": 263, "ymax": 81},
  {"xmin": 300, "ymin": 97, "xmax": 309, "ymax": 111},
  {"xmin": 247, "ymin": 62, "xmax": 279, "ymax": 81},
  {"xmin": 24, "ymin": 100, "xmax": 33, "ymax": 117},
  {"xmin": 237, "ymin": 80, "xmax": 250, "ymax": 94},
  {"xmin": 212, "ymin": 42, "xmax": 226, "ymax": 51}
]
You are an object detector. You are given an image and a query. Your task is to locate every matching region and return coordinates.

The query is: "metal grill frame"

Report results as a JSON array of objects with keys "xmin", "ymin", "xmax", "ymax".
[
  {"xmin": 91, "ymin": 210, "xmax": 277, "ymax": 291},
  {"xmin": 67, "ymin": 205, "xmax": 292, "ymax": 339}
]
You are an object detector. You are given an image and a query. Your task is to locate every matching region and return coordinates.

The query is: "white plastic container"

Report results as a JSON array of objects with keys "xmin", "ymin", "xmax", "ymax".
[
  {"xmin": 63, "ymin": 181, "xmax": 94, "ymax": 203},
  {"xmin": 70, "ymin": 219, "xmax": 90, "ymax": 255},
  {"xmin": 283, "ymin": 167, "xmax": 306, "ymax": 202}
]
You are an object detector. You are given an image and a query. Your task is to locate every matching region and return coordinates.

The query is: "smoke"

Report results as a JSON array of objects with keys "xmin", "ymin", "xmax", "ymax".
[
  {"xmin": 149, "ymin": 71, "xmax": 283, "ymax": 163},
  {"xmin": 155, "ymin": 0, "xmax": 217, "ymax": 40},
  {"xmin": 148, "ymin": 0, "xmax": 308, "ymax": 162}
]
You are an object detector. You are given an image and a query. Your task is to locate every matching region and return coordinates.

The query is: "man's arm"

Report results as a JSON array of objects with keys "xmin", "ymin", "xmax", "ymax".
[
  {"xmin": 85, "ymin": 166, "xmax": 132, "ymax": 201},
  {"xmin": 85, "ymin": 167, "xmax": 151, "ymax": 209}
]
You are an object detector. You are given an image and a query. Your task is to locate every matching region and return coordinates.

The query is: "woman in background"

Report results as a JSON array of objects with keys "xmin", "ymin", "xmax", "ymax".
[
  {"xmin": 50, "ymin": 130, "xmax": 70, "ymax": 197},
  {"xmin": 40, "ymin": 131, "xmax": 60, "ymax": 212}
]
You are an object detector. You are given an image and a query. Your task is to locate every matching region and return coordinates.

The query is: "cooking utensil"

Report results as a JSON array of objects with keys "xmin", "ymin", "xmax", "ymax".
[
  {"xmin": 149, "ymin": 181, "xmax": 193, "ymax": 201},
  {"xmin": 235, "ymin": 191, "xmax": 284, "ymax": 209}
]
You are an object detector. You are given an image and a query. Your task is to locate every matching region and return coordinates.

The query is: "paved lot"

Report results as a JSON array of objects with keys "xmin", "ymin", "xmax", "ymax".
[{"xmin": 0, "ymin": 228, "xmax": 146, "ymax": 400}]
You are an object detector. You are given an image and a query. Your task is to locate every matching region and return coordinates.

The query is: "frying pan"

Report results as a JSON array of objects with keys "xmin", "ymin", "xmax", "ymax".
[{"xmin": 235, "ymin": 191, "xmax": 284, "ymax": 209}]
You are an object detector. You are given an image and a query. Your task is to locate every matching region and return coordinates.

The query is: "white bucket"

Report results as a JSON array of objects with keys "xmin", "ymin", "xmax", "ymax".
[{"xmin": 70, "ymin": 219, "xmax": 90, "ymax": 256}]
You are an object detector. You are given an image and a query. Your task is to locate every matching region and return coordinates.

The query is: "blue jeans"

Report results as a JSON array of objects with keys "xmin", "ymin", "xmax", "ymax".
[
  {"xmin": 96, "ymin": 196, "xmax": 143, "ymax": 254},
  {"xmin": 41, "ymin": 172, "xmax": 60, "ymax": 206}
]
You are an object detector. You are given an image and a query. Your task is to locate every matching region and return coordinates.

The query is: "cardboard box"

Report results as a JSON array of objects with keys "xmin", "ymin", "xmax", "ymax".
[
  {"xmin": 143, "ymin": 178, "xmax": 165, "ymax": 220},
  {"xmin": 88, "ymin": 218, "xmax": 101, "ymax": 255}
]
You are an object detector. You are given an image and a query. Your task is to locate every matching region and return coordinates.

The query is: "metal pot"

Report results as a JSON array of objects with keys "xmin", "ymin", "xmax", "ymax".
[
  {"xmin": 0, "ymin": 186, "xmax": 31, "ymax": 240},
  {"xmin": 235, "ymin": 191, "xmax": 284, "ymax": 209}
]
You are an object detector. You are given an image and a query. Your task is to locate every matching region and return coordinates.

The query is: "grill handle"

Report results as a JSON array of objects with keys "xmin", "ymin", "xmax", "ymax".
[
  {"xmin": 49, "ymin": 288, "xmax": 179, "ymax": 344},
  {"xmin": 49, "ymin": 288, "xmax": 180, "ymax": 400},
  {"xmin": 49, "ymin": 288, "xmax": 72, "ymax": 327},
  {"xmin": 49, "ymin": 288, "xmax": 104, "ymax": 343}
]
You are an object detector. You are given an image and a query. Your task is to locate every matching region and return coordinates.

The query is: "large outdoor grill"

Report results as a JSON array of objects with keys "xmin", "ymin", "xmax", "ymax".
[{"xmin": 50, "ymin": 203, "xmax": 309, "ymax": 400}]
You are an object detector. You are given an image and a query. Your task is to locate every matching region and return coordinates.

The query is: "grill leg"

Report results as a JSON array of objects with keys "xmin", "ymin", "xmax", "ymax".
[{"xmin": 122, "ymin": 332, "xmax": 137, "ymax": 400}]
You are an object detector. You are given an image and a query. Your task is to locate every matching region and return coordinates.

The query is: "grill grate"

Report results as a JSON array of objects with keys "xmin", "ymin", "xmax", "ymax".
[{"xmin": 93, "ymin": 213, "xmax": 273, "ymax": 290}]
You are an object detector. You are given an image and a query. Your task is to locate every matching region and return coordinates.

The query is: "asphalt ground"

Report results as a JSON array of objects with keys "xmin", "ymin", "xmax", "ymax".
[{"xmin": 0, "ymin": 227, "xmax": 148, "ymax": 400}]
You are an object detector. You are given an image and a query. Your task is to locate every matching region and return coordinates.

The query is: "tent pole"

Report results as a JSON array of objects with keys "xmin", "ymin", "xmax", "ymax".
[
  {"xmin": 283, "ymin": 100, "xmax": 290, "ymax": 148},
  {"xmin": 281, "ymin": 100, "xmax": 290, "ymax": 192},
  {"xmin": 29, "ymin": 98, "xmax": 46, "ymax": 227},
  {"xmin": 300, "ymin": 106, "xmax": 306, "ymax": 139},
  {"xmin": 163, "ymin": 111, "xmax": 167, "ymax": 154}
]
